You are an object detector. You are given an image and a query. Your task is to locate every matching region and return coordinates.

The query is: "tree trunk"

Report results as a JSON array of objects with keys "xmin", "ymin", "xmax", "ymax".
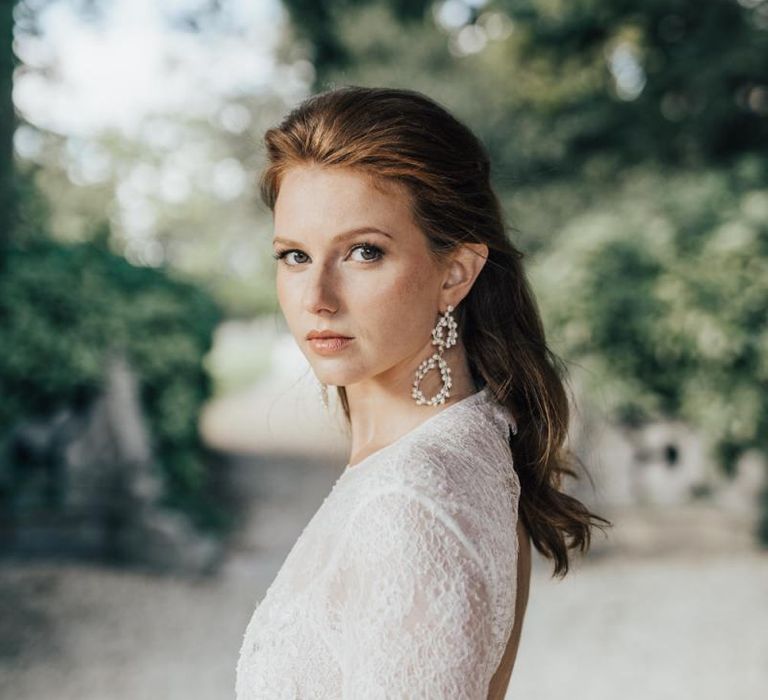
[{"xmin": 0, "ymin": 0, "xmax": 17, "ymax": 261}]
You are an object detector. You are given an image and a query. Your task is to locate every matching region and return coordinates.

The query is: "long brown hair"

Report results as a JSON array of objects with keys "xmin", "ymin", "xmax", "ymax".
[{"xmin": 259, "ymin": 85, "xmax": 612, "ymax": 579}]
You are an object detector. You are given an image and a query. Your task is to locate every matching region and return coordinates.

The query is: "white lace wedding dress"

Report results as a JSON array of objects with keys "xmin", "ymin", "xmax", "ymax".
[{"xmin": 235, "ymin": 385, "xmax": 520, "ymax": 699}]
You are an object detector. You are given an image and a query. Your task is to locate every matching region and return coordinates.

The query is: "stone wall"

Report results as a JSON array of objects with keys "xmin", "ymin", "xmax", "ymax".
[{"xmin": 0, "ymin": 349, "xmax": 222, "ymax": 575}]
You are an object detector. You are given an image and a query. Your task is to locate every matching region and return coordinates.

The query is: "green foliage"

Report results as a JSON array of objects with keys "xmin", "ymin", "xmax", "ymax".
[
  {"xmin": 496, "ymin": 0, "xmax": 768, "ymax": 166},
  {"xmin": 0, "ymin": 229, "xmax": 228, "ymax": 532},
  {"xmin": 531, "ymin": 158, "xmax": 768, "ymax": 477},
  {"xmin": 279, "ymin": 0, "xmax": 433, "ymax": 83}
]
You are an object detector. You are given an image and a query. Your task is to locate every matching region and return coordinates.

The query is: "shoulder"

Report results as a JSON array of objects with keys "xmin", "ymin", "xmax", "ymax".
[
  {"xmin": 346, "ymin": 430, "xmax": 519, "ymax": 551},
  {"xmin": 345, "ymin": 486, "xmax": 474, "ymax": 548},
  {"xmin": 338, "ymin": 486, "xmax": 492, "ymax": 591},
  {"xmin": 396, "ymin": 395, "xmax": 518, "ymax": 490},
  {"xmin": 380, "ymin": 423, "xmax": 520, "ymax": 517}
]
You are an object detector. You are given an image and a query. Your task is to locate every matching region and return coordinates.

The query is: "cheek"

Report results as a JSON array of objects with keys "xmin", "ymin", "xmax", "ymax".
[
  {"xmin": 352, "ymin": 267, "xmax": 427, "ymax": 316},
  {"xmin": 275, "ymin": 272, "xmax": 305, "ymax": 303},
  {"xmin": 357, "ymin": 268, "xmax": 435, "ymax": 339}
]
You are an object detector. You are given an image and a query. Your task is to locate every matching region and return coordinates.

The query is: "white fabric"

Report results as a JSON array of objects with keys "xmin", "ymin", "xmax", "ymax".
[{"xmin": 235, "ymin": 385, "xmax": 520, "ymax": 699}]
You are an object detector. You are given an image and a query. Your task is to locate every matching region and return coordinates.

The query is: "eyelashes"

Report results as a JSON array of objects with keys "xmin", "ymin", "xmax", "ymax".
[{"xmin": 272, "ymin": 242, "xmax": 385, "ymax": 266}]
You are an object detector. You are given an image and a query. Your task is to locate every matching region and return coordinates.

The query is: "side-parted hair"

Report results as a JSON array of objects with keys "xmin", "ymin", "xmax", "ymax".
[{"xmin": 259, "ymin": 85, "xmax": 612, "ymax": 578}]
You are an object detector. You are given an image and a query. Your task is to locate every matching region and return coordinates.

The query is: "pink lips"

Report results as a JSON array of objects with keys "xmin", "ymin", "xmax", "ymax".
[{"xmin": 308, "ymin": 337, "xmax": 354, "ymax": 354}]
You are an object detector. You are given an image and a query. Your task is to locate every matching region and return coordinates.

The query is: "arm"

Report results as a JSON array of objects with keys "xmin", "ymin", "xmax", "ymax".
[{"xmin": 328, "ymin": 488, "xmax": 495, "ymax": 700}]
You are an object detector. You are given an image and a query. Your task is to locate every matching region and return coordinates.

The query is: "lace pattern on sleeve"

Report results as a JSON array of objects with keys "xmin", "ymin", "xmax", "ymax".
[{"xmin": 326, "ymin": 487, "xmax": 496, "ymax": 700}]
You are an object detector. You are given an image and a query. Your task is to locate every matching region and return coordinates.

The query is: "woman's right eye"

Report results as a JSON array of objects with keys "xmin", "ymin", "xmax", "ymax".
[{"xmin": 272, "ymin": 249, "xmax": 308, "ymax": 266}]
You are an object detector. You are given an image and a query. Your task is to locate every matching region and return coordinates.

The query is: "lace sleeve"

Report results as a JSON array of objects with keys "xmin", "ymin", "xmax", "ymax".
[{"xmin": 328, "ymin": 488, "xmax": 495, "ymax": 700}]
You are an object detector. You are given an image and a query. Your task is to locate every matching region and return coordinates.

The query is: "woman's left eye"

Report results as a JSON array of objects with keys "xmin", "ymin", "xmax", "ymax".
[{"xmin": 349, "ymin": 243, "xmax": 384, "ymax": 262}]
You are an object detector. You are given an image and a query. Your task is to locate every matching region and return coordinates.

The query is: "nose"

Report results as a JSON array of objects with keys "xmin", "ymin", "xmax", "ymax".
[{"xmin": 301, "ymin": 259, "xmax": 340, "ymax": 315}]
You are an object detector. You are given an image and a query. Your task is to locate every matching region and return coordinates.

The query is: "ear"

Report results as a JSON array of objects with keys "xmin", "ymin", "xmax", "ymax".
[{"xmin": 441, "ymin": 242, "xmax": 489, "ymax": 305}]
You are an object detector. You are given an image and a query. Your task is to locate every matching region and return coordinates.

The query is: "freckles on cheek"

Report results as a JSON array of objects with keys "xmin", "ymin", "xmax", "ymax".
[
  {"xmin": 365, "ymin": 275, "xmax": 420, "ymax": 318},
  {"xmin": 365, "ymin": 273, "xmax": 429, "ymax": 339},
  {"xmin": 394, "ymin": 261, "xmax": 429, "ymax": 297},
  {"xmin": 401, "ymin": 268, "xmax": 434, "ymax": 309}
]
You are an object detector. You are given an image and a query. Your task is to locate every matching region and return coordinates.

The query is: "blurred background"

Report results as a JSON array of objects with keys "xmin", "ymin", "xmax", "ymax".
[{"xmin": 0, "ymin": 0, "xmax": 766, "ymax": 698}]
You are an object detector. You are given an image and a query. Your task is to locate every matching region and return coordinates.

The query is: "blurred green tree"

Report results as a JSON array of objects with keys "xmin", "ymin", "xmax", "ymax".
[
  {"xmin": 0, "ymin": 227, "xmax": 226, "ymax": 532},
  {"xmin": 0, "ymin": 0, "xmax": 232, "ymax": 549}
]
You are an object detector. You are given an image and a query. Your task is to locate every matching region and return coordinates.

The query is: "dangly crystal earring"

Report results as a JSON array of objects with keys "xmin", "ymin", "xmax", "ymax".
[
  {"xmin": 412, "ymin": 304, "xmax": 458, "ymax": 406},
  {"xmin": 315, "ymin": 378, "xmax": 329, "ymax": 410}
]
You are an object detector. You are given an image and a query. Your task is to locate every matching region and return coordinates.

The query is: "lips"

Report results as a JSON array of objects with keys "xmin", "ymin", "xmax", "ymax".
[
  {"xmin": 307, "ymin": 336, "xmax": 354, "ymax": 354},
  {"xmin": 306, "ymin": 331, "xmax": 352, "ymax": 340}
]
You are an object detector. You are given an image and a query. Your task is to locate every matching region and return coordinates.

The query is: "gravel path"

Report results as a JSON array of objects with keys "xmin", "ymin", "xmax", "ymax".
[{"xmin": 2, "ymin": 453, "xmax": 767, "ymax": 700}]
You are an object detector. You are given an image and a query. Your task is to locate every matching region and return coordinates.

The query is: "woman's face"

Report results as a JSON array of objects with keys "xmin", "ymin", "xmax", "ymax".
[{"xmin": 272, "ymin": 164, "xmax": 452, "ymax": 391}]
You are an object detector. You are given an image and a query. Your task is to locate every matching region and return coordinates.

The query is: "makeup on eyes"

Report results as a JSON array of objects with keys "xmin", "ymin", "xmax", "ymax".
[{"xmin": 272, "ymin": 241, "xmax": 386, "ymax": 265}]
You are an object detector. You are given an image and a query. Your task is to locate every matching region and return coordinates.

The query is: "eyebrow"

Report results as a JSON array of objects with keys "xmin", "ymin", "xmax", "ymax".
[{"xmin": 272, "ymin": 226, "xmax": 393, "ymax": 247}]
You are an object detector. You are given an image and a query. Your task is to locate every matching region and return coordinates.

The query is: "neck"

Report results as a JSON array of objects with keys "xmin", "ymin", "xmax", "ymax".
[{"xmin": 344, "ymin": 342, "xmax": 478, "ymax": 466}]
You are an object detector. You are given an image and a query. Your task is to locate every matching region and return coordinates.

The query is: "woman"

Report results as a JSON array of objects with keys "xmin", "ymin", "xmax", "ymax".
[{"xmin": 236, "ymin": 86, "xmax": 611, "ymax": 699}]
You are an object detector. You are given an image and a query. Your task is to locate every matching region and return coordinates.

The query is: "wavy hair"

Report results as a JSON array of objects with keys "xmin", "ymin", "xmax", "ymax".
[{"xmin": 259, "ymin": 85, "xmax": 612, "ymax": 578}]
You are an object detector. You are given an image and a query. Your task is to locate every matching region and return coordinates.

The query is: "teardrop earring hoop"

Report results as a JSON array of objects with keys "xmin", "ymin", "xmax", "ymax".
[{"xmin": 412, "ymin": 304, "xmax": 458, "ymax": 406}]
